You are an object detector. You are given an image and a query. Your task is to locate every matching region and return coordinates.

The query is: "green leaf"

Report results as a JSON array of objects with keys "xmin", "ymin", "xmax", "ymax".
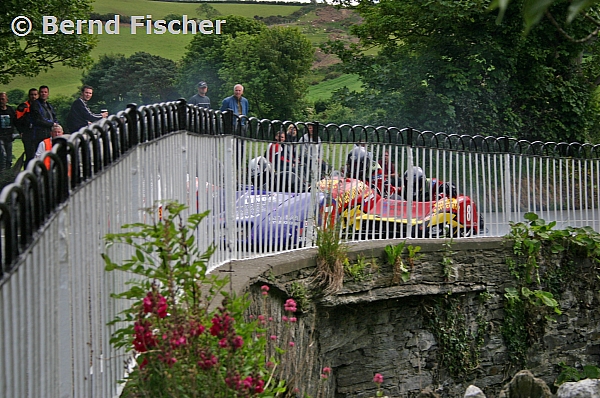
[
  {"xmin": 136, "ymin": 249, "xmax": 145, "ymax": 262},
  {"xmin": 568, "ymin": 0, "xmax": 598, "ymax": 22},
  {"xmin": 523, "ymin": 0, "xmax": 555, "ymax": 32},
  {"xmin": 524, "ymin": 212, "xmax": 539, "ymax": 222}
]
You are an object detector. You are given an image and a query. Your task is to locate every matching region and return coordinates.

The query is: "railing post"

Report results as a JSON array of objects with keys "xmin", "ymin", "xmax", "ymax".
[
  {"xmin": 126, "ymin": 103, "xmax": 139, "ymax": 146},
  {"xmin": 177, "ymin": 98, "xmax": 188, "ymax": 131},
  {"xmin": 53, "ymin": 136, "xmax": 71, "ymax": 197},
  {"xmin": 223, "ymin": 111, "xmax": 233, "ymax": 136}
]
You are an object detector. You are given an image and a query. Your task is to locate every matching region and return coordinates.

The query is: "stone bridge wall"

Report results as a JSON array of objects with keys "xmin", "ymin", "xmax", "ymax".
[{"xmin": 216, "ymin": 237, "xmax": 600, "ymax": 397}]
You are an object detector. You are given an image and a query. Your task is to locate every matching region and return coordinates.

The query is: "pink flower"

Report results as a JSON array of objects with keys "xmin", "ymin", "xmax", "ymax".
[
  {"xmin": 232, "ymin": 335, "xmax": 244, "ymax": 349},
  {"xmin": 243, "ymin": 376, "xmax": 254, "ymax": 389},
  {"xmin": 210, "ymin": 312, "xmax": 234, "ymax": 338},
  {"xmin": 198, "ymin": 352, "xmax": 218, "ymax": 370},
  {"xmin": 323, "ymin": 367, "xmax": 331, "ymax": 374},
  {"xmin": 270, "ymin": 335, "xmax": 277, "ymax": 341},
  {"xmin": 284, "ymin": 298, "xmax": 297, "ymax": 312},
  {"xmin": 133, "ymin": 320, "xmax": 156, "ymax": 353},
  {"xmin": 219, "ymin": 338, "xmax": 228, "ymax": 348},
  {"xmin": 254, "ymin": 379, "xmax": 265, "ymax": 393},
  {"xmin": 261, "ymin": 285, "xmax": 270, "ymax": 292},
  {"xmin": 373, "ymin": 373, "xmax": 384, "ymax": 384},
  {"xmin": 282, "ymin": 316, "xmax": 288, "ymax": 322},
  {"xmin": 156, "ymin": 295, "xmax": 167, "ymax": 318},
  {"xmin": 289, "ymin": 317, "xmax": 297, "ymax": 323},
  {"xmin": 269, "ymin": 317, "xmax": 273, "ymax": 321},
  {"xmin": 289, "ymin": 341, "xmax": 295, "ymax": 347},
  {"xmin": 142, "ymin": 291, "xmax": 168, "ymax": 318}
]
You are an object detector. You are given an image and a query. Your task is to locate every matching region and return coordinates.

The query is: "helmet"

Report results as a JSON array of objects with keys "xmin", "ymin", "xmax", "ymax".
[
  {"xmin": 248, "ymin": 156, "xmax": 272, "ymax": 179},
  {"xmin": 346, "ymin": 147, "xmax": 371, "ymax": 179},
  {"xmin": 404, "ymin": 166, "xmax": 425, "ymax": 196}
]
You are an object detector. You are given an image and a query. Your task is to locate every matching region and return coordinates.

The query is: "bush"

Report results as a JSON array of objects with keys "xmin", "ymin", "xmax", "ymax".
[{"xmin": 103, "ymin": 202, "xmax": 287, "ymax": 397}]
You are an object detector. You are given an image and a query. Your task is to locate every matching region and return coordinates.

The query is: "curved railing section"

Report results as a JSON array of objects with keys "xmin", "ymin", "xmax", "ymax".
[{"xmin": 2, "ymin": 99, "xmax": 600, "ymax": 276}]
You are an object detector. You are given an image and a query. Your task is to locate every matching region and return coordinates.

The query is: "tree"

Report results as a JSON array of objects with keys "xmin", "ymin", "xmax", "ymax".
[
  {"xmin": 0, "ymin": 0, "xmax": 95, "ymax": 84},
  {"xmin": 490, "ymin": 0, "xmax": 600, "ymax": 30},
  {"xmin": 176, "ymin": 16, "xmax": 265, "ymax": 108},
  {"xmin": 220, "ymin": 27, "xmax": 314, "ymax": 120},
  {"xmin": 82, "ymin": 52, "xmax": 179, "ymax": 113},
  {"xmin": 196, "ymin": 4, "xmax": 221, "ymax": 20},
  {"xmin": 324, "ymin": 0, "xmax": 600, "ymax": 142}
]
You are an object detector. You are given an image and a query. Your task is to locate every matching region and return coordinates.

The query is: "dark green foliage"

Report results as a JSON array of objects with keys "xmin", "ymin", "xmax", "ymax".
[
  {"xmin": 177, "ymin": 15, "xmax": 313, "ymax": 120},
  {"xmin": 221, "ymin": 26, "xmax": 313, "ymax": 120},
  {"xmin": 176, "ymin": 15, "xmax": 266, "ymax": 106},
  {"xmin": 503, "ymin": 212, "xmax": 600, "ymax": 367},
  {"xmin": 83, "ymin": 52, "xmax": 180, "ymax": 113},
  {"xmin": 422, "ymin": 294, "xmax": 487, "ymax": 379},
  {"xmin": 323, "ymin": 0, "xmax": 600, "ymax": 142},
  {"xmin": 6, "ymin": 89, "xmax": 25, "ymax": 106},
  {"xmin": 0, "ymin": 0, "xmax": 95, "ymax": 84},
  {"xmin": 556, "ymin": 362, "xmax": 600, "ymax": 386}
]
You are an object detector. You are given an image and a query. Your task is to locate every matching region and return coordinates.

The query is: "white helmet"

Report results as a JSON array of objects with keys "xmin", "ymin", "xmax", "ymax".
[{"xmin": 248, "ymin": 156, "xmax": 272, "ymax": 179}]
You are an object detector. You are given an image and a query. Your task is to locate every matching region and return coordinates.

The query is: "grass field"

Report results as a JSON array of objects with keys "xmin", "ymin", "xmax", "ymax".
[
  {"xmin": 1, "ymin": 1, "xmax": 361, "ymax": 106},
  {"xmin": 308, "ymin": 74, "xmax": 362, "ymax": 102},
  {"xmin": 92, "ymin": 0, "xmax": 302, "ymax": 20}
]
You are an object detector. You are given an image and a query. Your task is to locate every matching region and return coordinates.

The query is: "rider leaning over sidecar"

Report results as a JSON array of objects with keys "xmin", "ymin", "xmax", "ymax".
[{"xmin": 345, "ymin": 147, "xmax": 457, "ymax": 201}]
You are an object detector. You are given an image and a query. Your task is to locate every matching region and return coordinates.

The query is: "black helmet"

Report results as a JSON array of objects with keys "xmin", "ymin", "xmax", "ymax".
[
  {"xmin": 346, "ymin": 147, "xmax": 371, "ymax": 179},
  {"xmin": 404, "ymin": 166, "xmax": 425, "ymax": 195}
]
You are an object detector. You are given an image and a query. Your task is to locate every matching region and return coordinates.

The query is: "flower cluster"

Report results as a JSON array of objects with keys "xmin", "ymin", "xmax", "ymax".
[
  {"xmin": 143, "ymin": 291, "xmax": 167, "ymax": 318},
  {"xmin": 321, "ymin": 366, "xmax": 332, "ymax": 380},
  {"xmin": 106, "ymin": 202, "xmax": 292, "ymax": 397},
  {"xmin": 373, "ymin": 373, "xmax": 385, "ymax": 397},
  {"xmin": 284, "ymin": 298, "xmax": 297, "ymax": 312}
]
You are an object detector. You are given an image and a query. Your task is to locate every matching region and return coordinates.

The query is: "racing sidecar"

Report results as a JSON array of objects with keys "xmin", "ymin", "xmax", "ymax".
[{"xmin": 316, "ymin": 176, "xmax": 481, "ymax": 239}]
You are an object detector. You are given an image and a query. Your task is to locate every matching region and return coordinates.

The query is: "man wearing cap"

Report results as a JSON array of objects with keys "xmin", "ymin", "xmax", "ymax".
[{"xmin": 188, "ymin": 81, "xmax": 211, "ymax": 108}]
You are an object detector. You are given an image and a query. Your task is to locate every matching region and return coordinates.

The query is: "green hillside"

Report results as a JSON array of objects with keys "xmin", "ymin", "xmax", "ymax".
[
  {"xmin": 1, "ymin": 1, "xmax": 360, "ymax": 103},
  {"xmin": 308, "ymin": 74, "xmax": 362, "ymax": 102}
]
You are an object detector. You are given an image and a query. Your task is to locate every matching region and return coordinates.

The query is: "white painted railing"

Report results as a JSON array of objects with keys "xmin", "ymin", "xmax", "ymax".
[{"xmin": 2, "ymin": 101, "xmax": 600, "ymax": 397}]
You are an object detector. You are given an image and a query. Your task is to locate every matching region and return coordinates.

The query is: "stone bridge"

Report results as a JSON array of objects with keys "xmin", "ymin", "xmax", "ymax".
[{"xmin": 219, "ymin": 237, "xmax": 600, "ymax": 397}]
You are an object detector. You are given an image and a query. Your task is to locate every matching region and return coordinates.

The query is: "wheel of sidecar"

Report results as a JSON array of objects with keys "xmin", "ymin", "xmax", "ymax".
[{"xmin": 426, "ymin": 222, "xmax": 451, "ymax": 238}]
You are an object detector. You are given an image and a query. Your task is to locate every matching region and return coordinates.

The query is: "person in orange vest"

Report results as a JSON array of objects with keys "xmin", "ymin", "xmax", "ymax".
[
  {"xmin": 16, "ymin": 88, "xmax": 39, "ymax": 168},
  {"xmin": 35, "ymin": 124, "xmax": 63, "ymax": 169}
]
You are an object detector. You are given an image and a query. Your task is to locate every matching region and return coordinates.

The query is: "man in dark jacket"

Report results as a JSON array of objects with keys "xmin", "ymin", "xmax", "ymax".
[
  {"xmin": 0, "ymin": 92, "xmax": 17, "ymax": 170},
  {"xmin": 66, "ymin": 85, "xmax": 107, "ymax": 133},
  {"xmin": 31, "ymin": 85, "xmax": 59, "ymax": 147},
  {"xmin": 16, "ymin": 88, "xmax": 39, "ymax": 167}
]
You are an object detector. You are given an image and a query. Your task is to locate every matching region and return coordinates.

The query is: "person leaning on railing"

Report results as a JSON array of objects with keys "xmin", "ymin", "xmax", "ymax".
[{"xmin": 66, "ymin": 85, "xmax": 108, "ymax": 133}]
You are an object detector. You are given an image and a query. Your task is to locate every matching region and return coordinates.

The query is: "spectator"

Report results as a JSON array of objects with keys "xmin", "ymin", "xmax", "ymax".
[
  {"xmin": 297, "ymin": 123, "xmax": 326, "ymax": 178},
  {"xmin": 15, "ymin": 88, "xmax": 39, "ymax": 167},
  {"xmin": 220, "ymin": 84, "xmax": 249, "ymax": 132},
  {"xmin": 31, "ymin": 85, "xmax": 59, "ymax": 147},
  {"xmin": 266, "ymin": 131, "xmax": 293, "ymax": 171},
  {"xmin": 188, "ymin": 81, "xmax": 211, "ymax": 108},
  {"xmin": 286, "ymin": 124, "xmax": 298, "ymax": 142},
  {"xmin": 221, "ymin": 84, "xmax": 249, "ymax": 168},
  {"xmin": 35, "ymin": 124, "xmax": 64, "ymax": 159},
  {"xmin": 66, "ymin": 85, "xmax": 108, "ymax": 133},
  {"xmin": 0, "ymin": 92, "xmax": 17, "ymax": 170}
]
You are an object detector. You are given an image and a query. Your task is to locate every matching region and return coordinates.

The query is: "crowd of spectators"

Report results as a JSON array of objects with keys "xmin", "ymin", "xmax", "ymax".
[{"xmin": 0, "ymin": 85, "xmax": 108, "ymax": 172}]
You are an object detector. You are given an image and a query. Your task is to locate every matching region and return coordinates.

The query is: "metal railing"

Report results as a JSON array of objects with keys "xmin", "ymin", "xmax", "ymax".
[{"xmin": 1, "ymin": 100, "xmax": 600, "ymax": 397}]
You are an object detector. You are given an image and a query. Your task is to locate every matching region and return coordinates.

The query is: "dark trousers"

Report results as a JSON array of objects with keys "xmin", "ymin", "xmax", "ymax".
[
  {"xmin": 0, "ymin": 137, "xmax": 13, "ymax": 171},
  {"xmin": 22, "ymin": 134, "xmax": 38, "ymax": 168}
]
